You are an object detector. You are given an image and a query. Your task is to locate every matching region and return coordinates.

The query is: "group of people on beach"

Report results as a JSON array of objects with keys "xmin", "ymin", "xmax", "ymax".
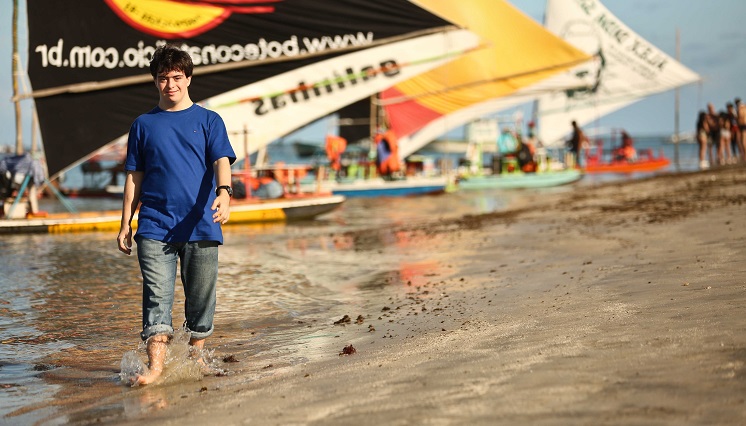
[{"xmin": 696, "ymin": 99, "xmax": 746, "ymax": 169}]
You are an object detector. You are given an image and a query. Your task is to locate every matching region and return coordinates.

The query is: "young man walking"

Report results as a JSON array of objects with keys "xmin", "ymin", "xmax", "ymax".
[{"xmin": 117, "ymin": 45, "xmax": 236, "ymax": 386}]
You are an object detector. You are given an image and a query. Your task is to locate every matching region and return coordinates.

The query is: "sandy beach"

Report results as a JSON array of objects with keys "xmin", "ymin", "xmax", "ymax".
[{"xmin": 22, "ymin": 165, "xmax": 746, "ymax": 425}]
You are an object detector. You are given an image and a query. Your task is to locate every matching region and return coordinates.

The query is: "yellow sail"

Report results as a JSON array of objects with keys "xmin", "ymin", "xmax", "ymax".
[{"xmin": 383, "ymin": 0, "xmax": 591, "ymax": 151}]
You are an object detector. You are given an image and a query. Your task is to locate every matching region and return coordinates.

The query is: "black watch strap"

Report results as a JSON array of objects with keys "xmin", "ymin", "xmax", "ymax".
[{"xmin": 215, "ymin": 185, "xmax": 233, "ymax": 197}]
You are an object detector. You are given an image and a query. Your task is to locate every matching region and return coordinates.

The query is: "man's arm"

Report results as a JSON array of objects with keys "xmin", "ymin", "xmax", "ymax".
[
  {"xmin": 211, "ymin": 157, "xmax": 232, "ymax": 224},
  {"xmin": 117, "ymin": 170, "xmax": 143, "ymax": 255}
]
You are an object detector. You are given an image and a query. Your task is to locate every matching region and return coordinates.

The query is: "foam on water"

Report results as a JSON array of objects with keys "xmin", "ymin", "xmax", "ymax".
[
  {"xmin": 118, "ymin": 329, "xmax": 228, "ymax": 387},
  {"xmin": 118, "ymin": 351, "xmax": 147, "ymax": 385}
]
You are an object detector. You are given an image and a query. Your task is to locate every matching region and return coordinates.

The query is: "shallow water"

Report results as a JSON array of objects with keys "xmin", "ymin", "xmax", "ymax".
[
  {"xmin": 0, "ymin": 140, "xmax": 699, "ymax": 423},
  {"xmin": 0, "ymin": 187, "xmax": 533, "ymax": 423}
]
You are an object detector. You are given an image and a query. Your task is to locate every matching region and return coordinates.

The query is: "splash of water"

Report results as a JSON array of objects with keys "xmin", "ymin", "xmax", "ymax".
[
  {"xmin": 118, "ymin": 350, "xmax": 147, "ymax": 384},
  {"xmin": 118, "ymin": 329, "xmax": 228, "ymax": 386}
]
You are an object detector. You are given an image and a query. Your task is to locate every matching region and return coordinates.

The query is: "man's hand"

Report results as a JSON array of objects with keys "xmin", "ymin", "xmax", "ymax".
[
  {"xmin": 212, "ymin": 193, "xmax": 231, "ymax": 224},
  {"xmin": 117, "ymin": 227, "xmax": 133, "ymax": 255}
]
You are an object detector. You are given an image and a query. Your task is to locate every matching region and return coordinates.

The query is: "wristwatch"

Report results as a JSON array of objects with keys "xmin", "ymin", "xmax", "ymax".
[{"xmin": 215, "ymin": 185, "xmax": 233, "ymax": 198}]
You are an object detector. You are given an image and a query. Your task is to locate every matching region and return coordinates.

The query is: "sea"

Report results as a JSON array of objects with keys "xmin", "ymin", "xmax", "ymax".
[
  {"xmin": 0, "ymin": 136, "xmax": 700, "ymax": 423},
  {"xmin": 50, "ymin": 135, "xmax": 701, "ymax": 198}
]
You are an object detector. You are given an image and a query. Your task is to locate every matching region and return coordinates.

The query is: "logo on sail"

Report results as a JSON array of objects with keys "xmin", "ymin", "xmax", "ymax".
[{"xmin": 104, "ymin": 0, "xmax": 281, "ymax": 39}]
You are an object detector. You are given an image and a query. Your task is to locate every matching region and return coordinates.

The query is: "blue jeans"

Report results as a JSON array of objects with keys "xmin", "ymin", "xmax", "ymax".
[{"xmin": 135, "ymin": 236, "xmax": 218, "ymax": 341}]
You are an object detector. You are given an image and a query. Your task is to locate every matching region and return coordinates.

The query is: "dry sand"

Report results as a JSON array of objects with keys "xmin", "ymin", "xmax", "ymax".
[{"xmin": 71, "ymin": 166, "xmax": 746, "ymax": 425}]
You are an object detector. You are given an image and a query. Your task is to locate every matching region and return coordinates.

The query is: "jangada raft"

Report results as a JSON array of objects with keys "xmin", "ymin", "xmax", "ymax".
[
  {"xmin": 0, "ymin": 195, "xmax": 345, "ymax": 235},
  {"xmin": 582, "ymin": 136, "xmax": 671, "ymax": 174},
  {"xmin": 584, "ymin": 152, "xmax": 670, "ymax": 174},
  {"xmin": 457, "ymin": 168, "xmax": 582, "ymax": 190},
  {"xmin": 299, "ymin": 134, "xmax": 453, "ymax": 198},
  {"xmin": 1, "ymin": 157, "xmax": 344, "ymax": 234}
]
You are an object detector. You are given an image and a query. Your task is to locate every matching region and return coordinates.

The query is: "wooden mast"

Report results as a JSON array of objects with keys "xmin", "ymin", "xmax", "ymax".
[
  {"xmin": 12, "ymin": 0, "xmax": 23, "ymax": 155},
  {"xmin": 673, "ymin": 27, "xmax": 681, "ymax": 170}
]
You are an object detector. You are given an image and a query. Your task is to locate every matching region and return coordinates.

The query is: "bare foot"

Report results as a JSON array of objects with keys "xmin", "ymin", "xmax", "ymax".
[
  {"xmin": 131, "ymin": 335, "xmax": 168, "ymax": 386},
  {"xmin": 130, "ymin": 367, "xmax": 163, "ymax": 386},
  {"xmin": 188, "ymin": 337, "xmax": 213, "ymax": 375}
]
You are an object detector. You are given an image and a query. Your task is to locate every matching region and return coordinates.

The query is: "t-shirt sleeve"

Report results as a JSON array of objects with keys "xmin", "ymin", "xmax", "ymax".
[
  {"xmin": 208, "ymin": 113, "xmax": 237, "ymax": 165},
  {"xmin": 124, "ymin": 119, "xmax": 145, "ymax": 172}
]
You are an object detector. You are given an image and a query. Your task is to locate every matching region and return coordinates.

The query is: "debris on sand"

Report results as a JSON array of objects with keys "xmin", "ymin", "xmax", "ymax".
[
  {"xmin": 340, "ymin": 345, "xmax": 357, "ymax": 356},
  {"xmin": 334, "ymin": 315, "xmax": 352, "ymax": 325},
  {"xmin": 222, "ymin": 355, "xmax": 239, "ymax": 363}
]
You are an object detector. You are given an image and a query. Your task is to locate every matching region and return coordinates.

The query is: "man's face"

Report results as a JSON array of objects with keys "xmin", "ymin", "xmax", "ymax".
[{"xmin": 155, "ymin": 69, "xmax": 191, "ymax": 107}]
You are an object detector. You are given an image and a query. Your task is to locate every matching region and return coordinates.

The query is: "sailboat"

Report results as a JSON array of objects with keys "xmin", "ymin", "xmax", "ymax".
[
  {"xmin": 296, "ymin": 0, "xmax": 590, "ymax": 195},
  {"xmin": 386, "ymin": 0, "xmax": 699, "ymax": 183},
  {"xmin": 296, "ymin": 97, "xmax": 455, "ymax": 198},
  {"xmin": 2, "ymin": 0, "xmax": 485, "ymax": 232},
  {"xmin": 378, "ymin": 0, "xmax": 589, "ymax": 189},
  {"xmin": 582, "ymin": 129, "xmax": 671, "ymax": 174},
  {"xmin": 535, "ymin": 0, "xmax": 701, "ymax": 159}
]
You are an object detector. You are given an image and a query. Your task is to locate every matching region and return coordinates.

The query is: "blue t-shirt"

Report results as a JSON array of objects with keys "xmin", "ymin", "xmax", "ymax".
[{"xmin": 125, "ymin": 104, "xmax": 236, "ymax": 243}]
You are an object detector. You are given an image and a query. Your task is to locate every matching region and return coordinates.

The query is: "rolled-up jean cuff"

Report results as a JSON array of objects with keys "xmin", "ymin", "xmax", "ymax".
[
  {"xmin": 187, "ymin": 326, "xmax": 213, "ymax": 340},
  {"xmin": 140, "ymin": 324, "xmax": 174, "ymax": 341}
]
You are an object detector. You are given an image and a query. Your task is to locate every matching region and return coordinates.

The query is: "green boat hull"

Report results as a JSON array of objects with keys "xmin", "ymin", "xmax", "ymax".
[{"xmin": 458, "ymin": 169, "xmax": 583, "ymax": 189}]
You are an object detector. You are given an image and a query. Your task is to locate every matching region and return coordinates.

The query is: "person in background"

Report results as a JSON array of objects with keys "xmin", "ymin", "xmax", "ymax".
[
  {"xmin": 0, "ymin": 152, "xmax": 45, "ymax": 217},
  {"xmin": 718, "ymin": 110, "xmax": 733, "ymax": 164},
  {"xmin": 738, "ymin": 98, "xmax": 746, "ymax": 163},
  {"xmin": 495, "ymin": 127, "xmax": 519, "ymax": 173},
  {"xmin": 615, "ymin": 130, "xmax": 638, "ymax": 162},
  {"xmin": 706, "ymin": 103, "xmax": 721, "ymax": 165},
  {"xmin": 696, "ymin": 110, "xmax": 710, "ymax": 169},
  {"xmin": 567, "ymin": 120, "xmax": 589, "ymax": 168},
  {"xmin": 117, "ymin": 45, "xmax": 236, "ymax": 386},
  {"xmin": 517, "ymin": 132, "xmax": 537, "ymax": 172},
  {"xmin": 726, "ymin": 103, "xmax": 739, "ymax": 162},
  {"xmin": 374, "ymin": 128, "xmax": 400, "ymax": 179},
  {"xmin": 325, "ymin": 134, "xmax": 347, "ymax": 180}
]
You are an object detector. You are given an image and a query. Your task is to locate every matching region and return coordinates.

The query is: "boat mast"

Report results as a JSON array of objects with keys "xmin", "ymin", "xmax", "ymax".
[
  {"xmin": 12, "ymin": 0, "xmax": 23, "ymax": 155},
  {"xmin": 673, "ymin": 27, "xmax": 681, "ymax": 170}
]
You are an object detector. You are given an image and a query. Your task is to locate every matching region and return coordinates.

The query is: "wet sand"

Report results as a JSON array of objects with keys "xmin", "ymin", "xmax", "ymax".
[{"xmin": 39, "ymin": 165, "xmax": 746, "ymax": 424}]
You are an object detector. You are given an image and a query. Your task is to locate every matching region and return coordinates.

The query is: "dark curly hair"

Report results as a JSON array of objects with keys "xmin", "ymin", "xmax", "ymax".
[{"xmin": 149, "ymin": 45, "xmax": 194, "ymax": 78}]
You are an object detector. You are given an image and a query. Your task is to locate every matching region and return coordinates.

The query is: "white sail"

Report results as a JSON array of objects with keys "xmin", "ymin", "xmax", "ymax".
[
  {"xmin": 536, "ymin": 0, "xmax": 701, "ymax": 146},
  {"xmin": 201, "ymin": 29, "xmax": 479, "ymax": 161}
]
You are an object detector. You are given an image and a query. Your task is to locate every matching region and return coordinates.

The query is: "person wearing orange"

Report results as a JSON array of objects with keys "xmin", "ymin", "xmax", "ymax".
[
  {"xmin": 374, "ymin": 129, "xmax": 401, "ymax": 178},
  {"xmin": 615, "ymin": 130, "xmax": 637, "ymax": 162},
  {"xmin": 325, "ymin": 135, "xmax": 347, "ymax": 176}
]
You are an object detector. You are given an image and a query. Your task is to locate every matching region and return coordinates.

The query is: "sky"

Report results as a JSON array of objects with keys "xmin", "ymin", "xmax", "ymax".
[{"xmin": 2, "ymin": 0, "xmax": 745, "ymax": 151}]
